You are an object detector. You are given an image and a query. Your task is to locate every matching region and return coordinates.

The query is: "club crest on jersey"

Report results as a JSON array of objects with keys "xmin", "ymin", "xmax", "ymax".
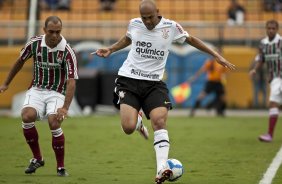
[
  {"xmin": 57, "ymin": 52, "xmax": 64, "ymax": 64},
  {"xmin": 162, "ymin": 29, "xmax": 169, "ymax": 39},
  {"xmin": 119, "ymin": 91, "xmax": 126, "ymax": 99}
]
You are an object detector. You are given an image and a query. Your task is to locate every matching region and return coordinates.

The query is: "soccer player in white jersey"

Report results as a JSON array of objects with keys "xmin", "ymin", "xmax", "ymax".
[
  {"xmin": 95, "ymin": 0, "xmax": 235, "ymax": 183},
  {"xmin": 250, "ymin": 20, "xmax": 282, "ymax": 142},
  {"xmin": 0, "ymin": 16, "xmax": 78, "ymax": 176}
]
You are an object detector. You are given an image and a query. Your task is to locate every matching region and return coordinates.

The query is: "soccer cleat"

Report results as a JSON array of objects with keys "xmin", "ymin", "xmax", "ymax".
[
  {"xmin": 57, "ymin": 167, "xmax": 69, "ymax": 177},
  {"xmin": 136, "ymin": 112, "xmax": 149, "ymax": 140},
  {"xmin": 155, "ymin": 169, "xmax": 173, "ymax": 184},
  {"xmin": 258, "ymin": 134, "xmax": 272, "ymax": 142},
  {"xmin": 25, "ymin": 158, "xmax": 45, "ymax": 174}
]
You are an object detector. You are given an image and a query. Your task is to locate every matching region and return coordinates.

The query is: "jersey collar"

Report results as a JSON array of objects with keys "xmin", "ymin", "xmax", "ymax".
[
  {"xmin": 266, "ymin": 34, "xmax": 281, "ymax": 44},
  {"xmin": 41, "ymin": 35, "xmax": 67, "ymax": 52},
  {"xmin": 154, "ymin": 16, "xmax": 171, "ymax": 29}
]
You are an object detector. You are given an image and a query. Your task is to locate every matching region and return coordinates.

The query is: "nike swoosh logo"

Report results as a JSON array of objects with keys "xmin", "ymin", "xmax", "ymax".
[
  {"xmin": 164, "ymin": 101, "xmax": 171, "ymax": 104},
  {"xmin": 159, "ymin": 145, "xmax": 169, "ymax": 148}
]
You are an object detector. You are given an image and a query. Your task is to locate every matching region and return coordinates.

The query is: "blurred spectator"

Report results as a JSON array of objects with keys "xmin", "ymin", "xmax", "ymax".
[
  {"xmin": 249, "ymin": 54, "xmax": 267, "ymax": 108},
  {"xmin": 100, "ymin": 0, "xmax": 116, "ymax": 11},
  {"xmin": 40, "ymin": 0, "xmax": 71, "ymax": 11},
  {"xmin": 264, "ymin": 0, "xmax": 282, "ymax": 12},
  {"xmin": 0, "ymin": 0, "xmax": 3, "ymax": 9},
  {"xmin": 57, "ymin": 0, "xmax": 71, "ymax": 10},
  {"xmin": 227, "ymin": 0, "xmax": 245, "ymax": 26}
]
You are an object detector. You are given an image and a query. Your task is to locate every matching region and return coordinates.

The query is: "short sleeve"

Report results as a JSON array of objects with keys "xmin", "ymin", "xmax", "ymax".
[
  {"xmin": 173, "ymin": 22, "xmax": 189, "ymax": 44},
  {"xmin": 65, "ymin": 45, "xmax": 79, "ymax": 80},
  {"xmin": 126, "ymin": 20, "xmax": 132, "ymax": 39},
  {"xmin": 19, "ymin": 39, "xmax": 33, "ymax": 62}
]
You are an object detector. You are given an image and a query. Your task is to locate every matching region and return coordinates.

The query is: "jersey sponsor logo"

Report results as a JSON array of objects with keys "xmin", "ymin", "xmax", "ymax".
[
  {"xmin": 264, "ymin": 53, "xmax": 280, "ymax": 60},
  {"xmin": 162, "ymin": 29, "xmax": 169, "ymax": 39},
  {"xmin": 37, "ymin": 61, "xmax": 61, "ymax": 69},
  {"xmin": 131, "ymin": 69, "xmax": 159, "ymax": 79},
  {"xmin": 135, "ymin": 41, "xmax": 165, "ymax": 60},
  {"xmin": 163, "ymin": 21, "xmax": 172, "ymax": 25}
]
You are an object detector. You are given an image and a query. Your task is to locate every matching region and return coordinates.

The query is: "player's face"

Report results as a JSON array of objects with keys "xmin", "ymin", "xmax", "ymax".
[
  {"xmin": 266, "ymin": 23, "xmax": 278, "ymax": 41},
  {"xmin": 44, "ymin": 21, "xmax": 62, "ymax": 48},
  {"xmin": 140, "ymin": 10, "xmax": 159, "ymax": 30}
]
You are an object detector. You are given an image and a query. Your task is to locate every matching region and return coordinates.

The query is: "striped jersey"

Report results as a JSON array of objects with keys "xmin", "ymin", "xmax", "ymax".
[
  {"xmin": 259, "ymin": 34, "xmax": 282, "ymax": 82},
  {"xmin": 118, "ymin": 17, "xmax": 189, "ymax": 81},
  {"xmin": 19, "ymin": 35, "xmax": 78, "ymax": 95}
]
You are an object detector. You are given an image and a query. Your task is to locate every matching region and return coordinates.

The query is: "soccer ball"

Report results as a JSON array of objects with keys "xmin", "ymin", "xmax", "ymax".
[{"xmin": 166, "ymin": 158, "xmax": 184, "ymax": 182}]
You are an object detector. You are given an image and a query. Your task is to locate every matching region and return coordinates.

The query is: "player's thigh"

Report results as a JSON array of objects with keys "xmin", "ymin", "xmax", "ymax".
[
  {"xmin": 113, "ymin": 76, "xmax": 141, "ymax": 110},
  {"xmin": 142, "ymin": 82, "xmax": 171, "ymax": 119},
  {"xmin": 269, "ymin": 78, "xmax": 282, "ymax": 104},
  {"xmin": 45, "ymin": 90, "xmax": 65, "ymax": 117},
  {"xmin": 22, "ymin": 87, "xmax": 46, "ymax": 120},
  {"xmin": 120, "ymin": 103, "xmax": 139, "ymax": 129}
]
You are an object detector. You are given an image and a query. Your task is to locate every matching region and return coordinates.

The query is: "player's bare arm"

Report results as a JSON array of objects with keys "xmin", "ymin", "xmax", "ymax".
[
  {"xmin": 185, "ymin": 36, "xmax": 236, "ymax": 70},
  {"xmin": 56, "ymin": 79, "xmax": 76, "ymax": 121},
  {"xmin": 96, "ymin": 35, "xmax": 131, "ymax": 58},
  {"xmin": 249, "ymin": 59, "xmax": 263, "ymax": 77},
  {"xmin": 0, "ymin": 57, "xmax": 24, "ymax": 93}
]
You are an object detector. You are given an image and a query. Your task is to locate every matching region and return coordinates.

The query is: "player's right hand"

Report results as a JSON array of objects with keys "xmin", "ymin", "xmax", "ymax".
[
  {"xmin": 95, "ymin": 48, "xmax": 111, "ymax": 58},
  {"xmin": 249, "ymin": 69, "xmax": 256, "ymax": 77},
  {"xmin": 0, "ymin": 85, "xmax": 8, "ymax": 93}
]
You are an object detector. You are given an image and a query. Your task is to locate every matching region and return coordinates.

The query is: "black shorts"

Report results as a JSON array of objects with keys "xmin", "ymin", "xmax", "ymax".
[
  {"xmin": 204, "ymin": 81, "xmax": 225, "ymax": 97},
  {"xmin": 113, "ymin": 76, "xmax": 172, "ymax": 119}
]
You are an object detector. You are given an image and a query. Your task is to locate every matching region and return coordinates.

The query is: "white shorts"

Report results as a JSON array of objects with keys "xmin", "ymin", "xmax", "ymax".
[
  {"xmin": 22, "ymin": 87, "xmax": 65, "ymax": 120},
  {"xmin": 269, "ymin": 78, "xmax": 282, "ymax": 104}
]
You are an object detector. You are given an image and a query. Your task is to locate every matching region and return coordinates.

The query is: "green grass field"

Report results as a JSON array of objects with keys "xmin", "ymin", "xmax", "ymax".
[{"xmin": 0, "ymin": 115, "xmax": 282, "ymax": 184}]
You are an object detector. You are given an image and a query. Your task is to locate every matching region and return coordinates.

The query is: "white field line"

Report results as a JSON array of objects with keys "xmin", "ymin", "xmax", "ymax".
[{"xmin": 258, "ymin": 145, "xmax": 282, "ymax": 184}]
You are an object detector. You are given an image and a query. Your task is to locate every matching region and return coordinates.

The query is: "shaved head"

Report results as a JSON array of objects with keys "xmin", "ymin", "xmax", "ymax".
[
  {"xmin": 139, "ymin": 0, "xmax": 157, "ymax": 13},
  {"xmin": 45, "ymin": 16, "xmax": 62, "ymax": 28},
  {"xmin": 139, "ymin": 0, "xmax": 160, "ymax": 30}
]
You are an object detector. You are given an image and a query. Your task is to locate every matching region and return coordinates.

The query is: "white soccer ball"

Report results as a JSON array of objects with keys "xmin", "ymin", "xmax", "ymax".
[{"xmin": 166, "ymin": 158, "xmax": 184, "ymax": 182}]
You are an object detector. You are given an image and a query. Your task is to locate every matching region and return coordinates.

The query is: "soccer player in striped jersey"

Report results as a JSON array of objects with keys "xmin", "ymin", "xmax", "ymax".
[
  {"xmin": 250, "ymin": 20, "xmax": 282, "ymax": 142},
  {"xmin": 95, "ymin": 0, "xmax": 235, "ymax": 183},
  {"xmin": 0, "ymin": 16, "xmax": 78, "ymax": 176}
]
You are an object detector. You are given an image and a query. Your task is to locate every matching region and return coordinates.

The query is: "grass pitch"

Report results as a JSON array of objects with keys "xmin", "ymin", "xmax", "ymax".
[{"xmin": 0, "ymin": 115, "xmax": 282, "ymax": 184}]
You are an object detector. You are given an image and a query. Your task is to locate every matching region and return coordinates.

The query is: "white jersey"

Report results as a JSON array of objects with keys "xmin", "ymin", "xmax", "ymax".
[{"xmin": 118, "ymin": 17, "xmax": 189, "ymax": 81}]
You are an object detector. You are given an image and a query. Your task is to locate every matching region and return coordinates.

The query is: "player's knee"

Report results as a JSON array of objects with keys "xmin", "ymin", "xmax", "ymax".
[
  {"xmin": 21, "ymin": 111, "xmax": 37, "ymax": 123},
  {"xmin": 151, "ymin": 117, "xmax": 166, "ymax": 130},
  {"xmin": 121, "ymin": 123, "xmax": 135, "ymax": 135},
  {"xmin": 49, "ymin": 121, "xmax": 61, "ymax": 130}
]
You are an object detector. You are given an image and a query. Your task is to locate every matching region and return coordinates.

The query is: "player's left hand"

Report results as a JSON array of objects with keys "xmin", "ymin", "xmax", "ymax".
[
  {"xmin": 56, "ymin": 107, "xmax": 68, "ymax": 122},
  {"xmin": 215, "ymin": 56, "xmax": 236, "ymax": 70}
]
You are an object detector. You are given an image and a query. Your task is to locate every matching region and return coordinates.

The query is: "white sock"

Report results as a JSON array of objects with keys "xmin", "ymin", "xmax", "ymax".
[{"xmin": 154, "ymin": 129, "xmax": 170, "ymax": 175}]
